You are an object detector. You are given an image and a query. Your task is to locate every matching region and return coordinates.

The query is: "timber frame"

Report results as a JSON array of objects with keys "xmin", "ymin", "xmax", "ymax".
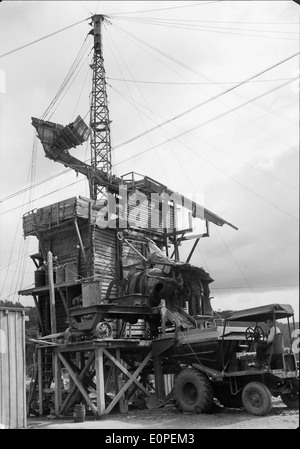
[
  {"xmin": 20, "ymin": 187, "xmax": 236, "ymax": 418},
  {"xmin": 35, "ymin": 339, "xmax": 166, "ymax": 418}
]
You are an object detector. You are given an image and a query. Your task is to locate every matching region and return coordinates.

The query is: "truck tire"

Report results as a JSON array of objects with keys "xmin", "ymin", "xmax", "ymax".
[
  {"xmin": 242, "ymin": 382, "xmax": 272, "ymax": 416},
  {"xmin": 281, "ymin": 378, "xmax": 299, "ymax": 409},
  {"xmin": 174, "ymin": 368, "xmax": 214, "ymax": 413}
]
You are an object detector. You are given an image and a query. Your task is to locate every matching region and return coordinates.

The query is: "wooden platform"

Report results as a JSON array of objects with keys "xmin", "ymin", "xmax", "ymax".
[
  {"xmin": 18, "ymin": 280, "xmax": 80, "ymax": 296},
  {"xmin": 34, "ymin": 338, "xmax": 158, "ymax": 418}
]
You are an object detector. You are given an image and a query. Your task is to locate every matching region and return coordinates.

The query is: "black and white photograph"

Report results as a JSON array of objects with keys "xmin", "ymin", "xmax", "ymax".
[{"xmin": 0, "ymin": 0, "xmax": 299, "ymax": 432}]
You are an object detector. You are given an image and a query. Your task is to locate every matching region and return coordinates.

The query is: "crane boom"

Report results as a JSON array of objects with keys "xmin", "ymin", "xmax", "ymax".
[{"xmin": 31, "ymin": 116, "xmax": 238, "ymax": 230}]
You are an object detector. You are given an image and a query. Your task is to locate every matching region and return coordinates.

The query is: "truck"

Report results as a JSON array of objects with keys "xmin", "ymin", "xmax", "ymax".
[{"xmin": 151, "ymin": 303, "xmax": 299, "ymax": 416}]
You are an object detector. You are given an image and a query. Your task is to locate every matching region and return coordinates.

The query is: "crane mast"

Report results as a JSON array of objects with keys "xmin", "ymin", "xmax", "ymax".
[
  {"xmin": 89, "ymin": 14, "xmax": 112, "ymax": 200},
  {"xmin": 31, "ymin": 15, "xmax": 238, "ymax": 232}
]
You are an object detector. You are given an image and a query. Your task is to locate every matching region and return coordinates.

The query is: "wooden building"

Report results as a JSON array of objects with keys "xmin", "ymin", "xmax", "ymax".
[
  {"xmin": 20, "ymin": 192, "xmax": 176, "ymax": 336},
  {"xmin": 19, "ymin": 191, "xmax": 181, "ymax": 417},
  {"xmin": 0, "ymin": 307, "xmax": 27, "ymax": 429}
]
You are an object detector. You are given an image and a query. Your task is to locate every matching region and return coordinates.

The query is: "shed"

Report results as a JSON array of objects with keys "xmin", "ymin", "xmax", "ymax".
[{"xmin": 0, "ymin": 307, "xmax": 27, "ymax": 429}]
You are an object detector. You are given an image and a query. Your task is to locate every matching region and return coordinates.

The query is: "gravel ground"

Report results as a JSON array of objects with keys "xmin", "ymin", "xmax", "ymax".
[{"xmin": 27, "ymin": 397, "xmax": 298, "ymax": 430}]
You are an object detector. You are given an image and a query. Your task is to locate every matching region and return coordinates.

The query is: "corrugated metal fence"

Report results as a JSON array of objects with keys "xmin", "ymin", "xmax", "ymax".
[{"xmin": 0, "ymin": 308, "xmax": 27, "ymax": 429}]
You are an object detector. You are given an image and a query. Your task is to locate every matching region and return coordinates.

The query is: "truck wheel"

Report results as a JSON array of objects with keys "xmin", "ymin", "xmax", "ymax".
[
  {"xmin": 174, "ymin": 368, "xmax": 214, "ymax": 413},
  {"xmin": 242, "ymin": 382, "xmax": 272, "ymax": 416},
  {"xmin": 281, "ymin": 378, "xmax": 299, "ymax": 409}
]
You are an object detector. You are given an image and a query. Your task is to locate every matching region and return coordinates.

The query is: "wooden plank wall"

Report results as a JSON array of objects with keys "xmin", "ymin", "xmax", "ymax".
[
  {"xmin": 38, "ymin": 292, "xmax": 72, "ymax": 334},
  {"xmin": 39, "ymin": 221, "xmax": 90, "ymax": 279},
  {"xmin": 0, "ymin": 309, "xmax": 26, "ymax": 429},
  {"xmin": 127, "ymin": 196, "xmax": 175, "ymax": 232},
  {"xmin": 23, "ymin": 197, "xmax": 77, "ymax": 236},
  {"xmin": 92, "ymin": 227, "xmax": 118, "ymax": 299}
]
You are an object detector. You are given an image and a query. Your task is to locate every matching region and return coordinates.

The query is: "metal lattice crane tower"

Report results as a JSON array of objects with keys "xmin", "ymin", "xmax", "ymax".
[{"xmin": 89, "ymin": 15, "xmax": 112, "ymax": 200}]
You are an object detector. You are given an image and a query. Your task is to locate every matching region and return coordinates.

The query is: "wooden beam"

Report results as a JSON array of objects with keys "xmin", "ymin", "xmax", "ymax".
[
  {"xmin": 61, "ymin": 351, "xmax": 95, "ymax": 415},
  {"xmin": 164, "ymin": 227, "xmax": 192, "ymax": 238},
  {"xmin": 53, "ymin": 351, "xmax": 62, "ymax": 416},
  {"xmin": 33, "ymin": 294, "xmax": 45, "ymax": 335},
  {"xmin": 103, "ymin": 349, "xmax": 152, "ymax": 415},
  {"xmin": 57, "ymin": 287, "xmax": 70, "ymax": 321},
  {"xmin": 95, "ymin": 347, "xmax": 106, "ymax": 415},
  {"xmin": 170, "ymin": 231, "xmax": 186, "ymax": 259},
  {"xmin": 115, "ymin": 349, "xmax": 126, "ymax": 413},
  {"xmin": 123, "ymin": 238, "xmax": 148, "ymax": 261},
  {"xmin": 58, "ymin": 352, "xmax": 100, "ymax": 418},
  {"xmin": 103, "ymin": 349, "xmax": 151, "ymax": 397},
  {"xmin": 74, "ymin": 217, "xmax": 87, "ymax": 263},
  {"xmin": 153, "ymin": 354, "xmax": 165, "ymax": 400},
  {"xmin": 38, "ymin": 348, "xmax": 43, "ymax": 417},
  {"xmin": 47, "ymin": 251, "xmax": 57, "ymax": 340},
  {"xmin": 186, "ymin": 238, "xmax": 200, "ymax": 263}
]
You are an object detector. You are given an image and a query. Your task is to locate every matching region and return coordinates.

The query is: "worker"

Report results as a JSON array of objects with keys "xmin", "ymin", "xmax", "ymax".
[
  {"xmin": 190, "ymin": 279, "xmax": 203, "ymax": 316},
  {"xmin": 256, "ymin": 318, "xmax": 282, "ymax": 365}
]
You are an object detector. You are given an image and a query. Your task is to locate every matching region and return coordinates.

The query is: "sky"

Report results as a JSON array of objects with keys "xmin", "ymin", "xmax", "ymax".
[{"xmin": 0, "ymin": 1, "xmax": 299, "ymax": 320}]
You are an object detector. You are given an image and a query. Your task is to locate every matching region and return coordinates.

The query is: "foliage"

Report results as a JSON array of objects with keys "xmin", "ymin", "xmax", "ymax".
[{"xmin": 214, "ymin": 309, "xmax": 235, "ymax": 319}]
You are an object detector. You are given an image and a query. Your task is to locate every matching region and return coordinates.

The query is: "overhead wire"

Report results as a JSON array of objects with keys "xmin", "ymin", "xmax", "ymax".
[
  {"xmin": 110, "ymin": 83, "xmax": 298, "ymax": 192},
  {"xmin": 0, "ymin": 14, "xmax": 296, "ymax": 220},
  {"xmin": 2, "ymin": 7, "xmax": 297, "ymax": 305},
  {"xmin": 42, "ymin": 34, "xmax": 92, "ymax": 120},
  {"xmin": 0, "ymin": 35, "xmax": 93, "ymax": 205},
  {"xmin": 15, "ymin": 134, "xmax": 39, "ymax": 300},
  {"xmin": 108, "ymin": 21, "xmax": 299, "ymax": 153},
  {"xmin": 114, "ymin": 78, "xmax": 296, "ymax": 162},
  {"xmin": 0, "ymin": 77, "xmax": 297, "ymax": 215},
  {"xmin": 143, "ymin": 19, "xmax": 299, "ymax": 25},
  {"xmin": 0, "ymin": 17, "xmax": 90, "ymax": 59},
  {"xmin": 0, "ymin": 132, "xmax": 38, "ymax": 300},
  {"xmin": 70, "ymin": 52, "xmax": 92, "ymax": 121},
  {"xmin": 0, "ymin": 179, "xmax": 86, "ymax": 216},
  {"xmin": 105, "ymin": 28, "xmax": 172, "ymax": 182},
  {"xmin": 111, "ymin": 23, "xmax": 299, "ymax": 128},
  {"xmin": 108, "ymin": 85, "xmax": 190, "ymax": 192},
  {"xmin": 107, "ymin": 76, "xmax": 295, "ymax": 85},
  {"xmin": 112, "ymin": 16, "xmax": 300, "ymax": 35},
  {"xmin": 71, "ymin": 67, "xmax": 90, "ymax": 120},
  {"xmin": 0, "ymin": 168, "xmax": 72, "ymax": 204},
  {"xmin": 114, "ymin": 78, "xmax": 299, "ymax": 222},
  {"xmin": 108, "ymin": 2, "xmax": 219, "ymax": 16},
  {"xmin": 201, "ymin": 97, "xmax": 299, "ymax": 157},
  {"xmin": 0, "ymin": 30, "xmax": 297, "ymax": 295},
  {"xmin": 215, "ymin": 227, "xmax": 260, "ymax": 304},
  {"xmin": 111, "ymin": 77, "xmax": 290, "ymax": 307},
  {"xmin": 1, "ymin": 284, "xmax": 35, "ymax": 302},
  {"xmin": 109, "ymin": 27, "xmax": 298, "ymax": 133},
  {"xmin": 77, "ymin": 1, "xmax": 93, "ymax": 15},
  {"xmin": 111, "ymin": 16, "xmax": 299, "ymax": 41},
  {"xmin": 109, "ymin": 73, "xmax": 297, "ymax": 128}
]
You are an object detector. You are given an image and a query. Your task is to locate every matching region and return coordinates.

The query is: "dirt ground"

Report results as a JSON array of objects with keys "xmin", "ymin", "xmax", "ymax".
[{"xmin": 27, "ymin": 397, "xmax": 298, "ymax": 430}]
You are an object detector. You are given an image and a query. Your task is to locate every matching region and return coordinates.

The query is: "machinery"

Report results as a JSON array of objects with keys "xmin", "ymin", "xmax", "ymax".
[
  {"xmin": 19, "ymin": 15, "xmax": 298, "ymax": 418},
  {"xmin": 161, "ymin": 303, "xmax": 298, "ymax": 416}
]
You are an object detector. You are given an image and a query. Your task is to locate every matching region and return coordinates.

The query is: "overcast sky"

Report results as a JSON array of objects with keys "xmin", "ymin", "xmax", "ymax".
[{"xmin": 0, "ymin": 1, "xmax": 299, "ymax": 320}]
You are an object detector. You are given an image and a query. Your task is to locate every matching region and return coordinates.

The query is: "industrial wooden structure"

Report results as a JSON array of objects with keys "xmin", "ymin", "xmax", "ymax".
[
  {"xmin": 19, "ymin": 189, "xmax": 225, "ymax": 417},
  {"xmin": 18, "ymin": 14, "xmax": 239, "ymax": 418}
]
